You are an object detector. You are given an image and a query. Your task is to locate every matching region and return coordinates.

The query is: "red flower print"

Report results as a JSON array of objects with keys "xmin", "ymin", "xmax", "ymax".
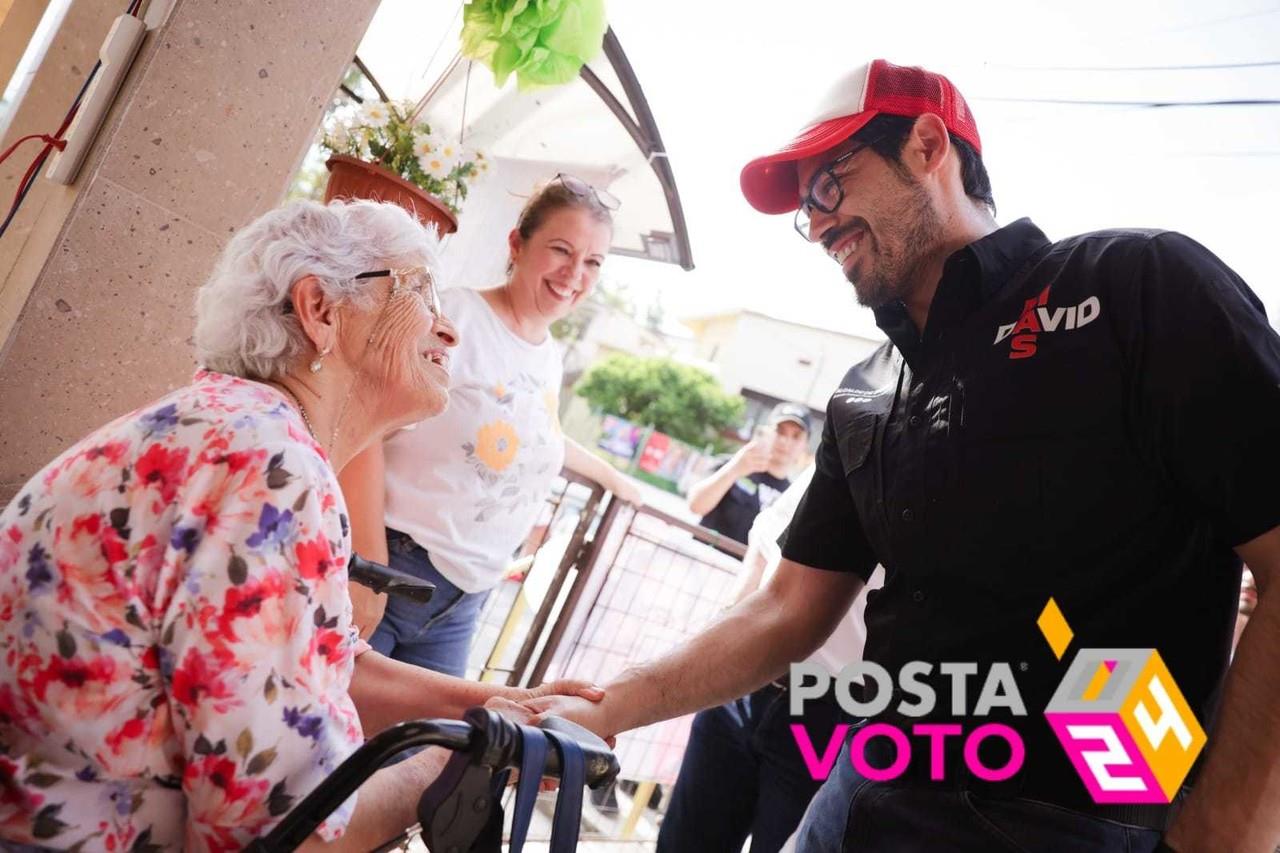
[
  {"xmin": 29, "ymin": 654, "xmax": 119, "ymax": 701},
  {"xmin": 308, "ymin": 628, "xmax": 348, "ymax": 668},
  {"xmin": 84, "ymin": 440, "xmax": 129, "ymax": 465},
  {"xmin": 104, "ymin": 715, "xmax": 147, "ymax": 755},
  {"xmin": 216, "ymin": 573, "xmax": 289, "ymax": 642},
  {"xmin": 135, "ymin": 444, "xmax": 190, "ymax": 504},
  {"xmin": 170, "ymin": 648, "xmax": 236, "ymax": 710},
  {"xmin": 70, "ymin": 513, "xmax": 101, "ymax": 539},
  {"xmin": 294, "ymin": 536, "xmax": 337, "ymax": 581}
]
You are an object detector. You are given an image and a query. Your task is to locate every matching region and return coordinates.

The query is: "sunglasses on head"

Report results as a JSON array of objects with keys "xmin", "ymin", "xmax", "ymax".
[{"xmin": 553, "ymin": 173, "xmax": 621, "ymax": 211}]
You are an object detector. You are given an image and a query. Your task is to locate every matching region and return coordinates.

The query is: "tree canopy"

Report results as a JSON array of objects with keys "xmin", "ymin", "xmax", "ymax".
[{"xmin": 575, "ymin": 353, "xmax": 744, "ymax": 447}]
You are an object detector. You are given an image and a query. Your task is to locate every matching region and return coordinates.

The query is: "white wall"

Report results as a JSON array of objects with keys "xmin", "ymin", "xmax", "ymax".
[{"xmin": 712, "ymin": 313, "xmax": 880, "ymax": 410}]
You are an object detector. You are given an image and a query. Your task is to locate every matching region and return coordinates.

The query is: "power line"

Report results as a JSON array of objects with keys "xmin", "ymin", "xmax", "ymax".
[
  {"xmin": 975, "ymin": 97, "xmax": 1280, "ymax": 108},
  {"xmin": 985, "ymin": 60, "xmax": 1280, "ymax": 72}
]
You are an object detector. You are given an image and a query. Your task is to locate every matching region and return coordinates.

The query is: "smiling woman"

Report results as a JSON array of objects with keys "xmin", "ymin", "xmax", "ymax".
[{"xmin": 340, "ymin": 175, "xmax": 647, "ymax": 678}]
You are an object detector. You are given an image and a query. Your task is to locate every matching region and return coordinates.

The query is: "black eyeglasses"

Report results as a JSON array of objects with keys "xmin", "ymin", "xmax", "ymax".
[
  {"xmin": 554, "ymin": 173, "xmax": 621, "ymax": 211},
  {"xmin": 281, "ymin": 267, "xmax": 441, "ymax": 317},
  {"xmin": 794, "ymin": 132, "xmax": 884, "ymax": 242}
]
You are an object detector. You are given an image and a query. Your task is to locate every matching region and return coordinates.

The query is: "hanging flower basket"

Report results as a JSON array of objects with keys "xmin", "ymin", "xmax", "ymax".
[
  {"xmin": 324, "ymin": 155, "xmax": 458, "ymax": 236},
  {"xmin": 319, "ymin": 100, "xmax": 489, "ymax": 235}
]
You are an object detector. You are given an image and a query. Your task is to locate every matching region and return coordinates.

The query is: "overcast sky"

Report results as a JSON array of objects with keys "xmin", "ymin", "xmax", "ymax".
[{"xmin": 364, "ymin": 0, "xmax": 1280, "ymax": 343}]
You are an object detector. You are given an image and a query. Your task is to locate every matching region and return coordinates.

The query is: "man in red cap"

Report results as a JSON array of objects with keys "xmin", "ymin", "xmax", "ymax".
[{"xmin": 527, "ymin": 59, "xmax": 1280, "ymax": 852}]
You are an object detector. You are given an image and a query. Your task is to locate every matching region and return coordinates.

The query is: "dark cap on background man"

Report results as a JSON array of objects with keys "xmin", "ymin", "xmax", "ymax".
[
  {"xmin": 769, "ymin": 403, "xmax": 812, "ymax": 435},
  {"xmin": 740, "ymin": 59, "xmax": 981, "ymax": 214}
]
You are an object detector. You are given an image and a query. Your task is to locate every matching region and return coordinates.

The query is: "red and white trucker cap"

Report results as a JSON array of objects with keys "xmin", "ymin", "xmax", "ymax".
[{"xmin": 740, "ymin": 60, "xmax": 982, "ymax": 215}]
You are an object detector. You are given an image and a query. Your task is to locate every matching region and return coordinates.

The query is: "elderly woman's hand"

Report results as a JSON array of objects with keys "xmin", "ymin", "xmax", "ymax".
[
  {"xmin": 350, "ymin": 586, "xmax": 388, "ymax": 640},
  {"xmin": 481, "ymin": 694, "xmax": 572, "ymax": 792}
]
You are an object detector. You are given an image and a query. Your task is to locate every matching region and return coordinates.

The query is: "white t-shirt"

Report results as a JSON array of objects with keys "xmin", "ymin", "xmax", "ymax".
[
  {"xmin": 383, "ymin": 288, "xmax": 567, "ymax": 592},
  {"xmin": 751, "ymin": 464, "xmax": 884, "ymax": 676}
]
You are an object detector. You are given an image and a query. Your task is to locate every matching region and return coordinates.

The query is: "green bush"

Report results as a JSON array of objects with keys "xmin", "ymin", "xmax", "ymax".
[{"xmin": 575, "ymin": 354, "xmax": 745, "ymax": 448}]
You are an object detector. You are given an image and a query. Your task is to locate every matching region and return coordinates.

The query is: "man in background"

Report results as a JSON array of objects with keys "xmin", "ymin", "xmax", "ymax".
[{"xmin": 687, "ymin": 402, "xmax": 810, "ymax": 549}]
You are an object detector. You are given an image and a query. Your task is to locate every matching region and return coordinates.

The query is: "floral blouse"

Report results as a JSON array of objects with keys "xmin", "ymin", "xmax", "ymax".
[{"xmin": 0, "ymin": 371, "xmax": 363, "ymax": 851}]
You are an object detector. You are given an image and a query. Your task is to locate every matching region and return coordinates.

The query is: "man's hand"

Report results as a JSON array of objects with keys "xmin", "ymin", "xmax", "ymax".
[
  {"xmin": 485, "ymin": 687, "xmax": 609, "ymax": 792},
  {"xmin": 732, "ymin": 437, "xmax": 772, "ymax": 475},
  {"xmin": 518, "ymin": 692, "xmax": 618, "ymax": 745},
  {"xmin": 514, "ymin": 678, "xmax": 606, "ymax": 706}
]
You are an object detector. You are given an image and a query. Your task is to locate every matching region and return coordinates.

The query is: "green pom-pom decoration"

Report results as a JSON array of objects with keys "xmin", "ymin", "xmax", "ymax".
[{"xmin": 461, "ymin": 0, "xmax": 607, "ymax": 91}]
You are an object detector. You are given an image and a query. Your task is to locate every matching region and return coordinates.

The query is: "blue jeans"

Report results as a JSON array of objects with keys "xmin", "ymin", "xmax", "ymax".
[
  {"xmin": 368, "ymin": 529, "xmax": 490, "ymax": 677},
  {"xmin": 793, "ymin": 734, "xmax": 1165, "ymax": 853},
  {"xmin": 657, "ymin": 685, "xmax": 846, "ymax": 853}
]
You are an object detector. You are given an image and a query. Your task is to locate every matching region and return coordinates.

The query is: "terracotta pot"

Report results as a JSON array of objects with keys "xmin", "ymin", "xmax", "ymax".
[{"xmin": 323, "ymin": 155, "xmax": 458, "ymax": 236}]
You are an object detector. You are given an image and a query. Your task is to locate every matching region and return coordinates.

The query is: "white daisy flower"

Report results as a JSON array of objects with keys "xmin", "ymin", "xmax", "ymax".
[
  {"xmin": 436, "ymin": 143, "xmax": 459, "ymax": 165},
  {"xmin": 412, "ymin": 134, "xmax": 434, "ymax": 158},
  {"xmin": 418, "ymin": 153, "xmax": 451, "ymax": 180},
  {"xmin": 360, "ymin": 101, "xmax": 390, "ymax": 127}
]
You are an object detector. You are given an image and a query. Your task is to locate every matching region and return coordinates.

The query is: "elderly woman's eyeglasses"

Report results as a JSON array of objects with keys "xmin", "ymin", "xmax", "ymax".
[
  {"xmin": 354, "ymin": 267, "xmax": 441, "ymax": 318},
  {"xmin": 554, "ymin": 173, "xmax": 621, "ymax": 211},
  {"xmin": 793, "ymin": 133, "xmax": 884, "ymax": 242},
  {"xmin": 280, "ymin": 268, "xmax": 441, "ymax": 317}
]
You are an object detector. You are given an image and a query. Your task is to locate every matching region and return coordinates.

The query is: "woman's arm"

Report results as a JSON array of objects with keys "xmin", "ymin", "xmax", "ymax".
[
  {"xmin": 563, "ymin": 437, "xmax": 643, "ymax": 505},
  {"xmin": 297, "ymin": 747, "xmax": 450, "ymax": 852},
  {"xmin": 348, "ymin": 649, "xmax": 604, "ymax": 736},
  {"xmin": 338, "ymin": 440, "xmax": 389, "ymax": 638}
]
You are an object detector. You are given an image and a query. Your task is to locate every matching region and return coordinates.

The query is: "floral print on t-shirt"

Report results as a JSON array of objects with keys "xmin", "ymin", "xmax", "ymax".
[
  {"xmin": 0, "ymin": 371, "xmax": 362, "ymax": 852},
  {"xmin": 461, "ymin": 371, "xmax": 561, "ymax": 524}
]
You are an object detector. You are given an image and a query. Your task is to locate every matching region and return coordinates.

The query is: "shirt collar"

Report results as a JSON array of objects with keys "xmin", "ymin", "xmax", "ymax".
[{"xmin": 873, "ymin": 218, "xmax": 1052, "ymax": 361}]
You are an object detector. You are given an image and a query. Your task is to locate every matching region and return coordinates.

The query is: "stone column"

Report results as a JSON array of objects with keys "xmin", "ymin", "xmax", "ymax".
[{"xmin": 0, "ymin": 0, "xmax": 382, "ymax": 501}]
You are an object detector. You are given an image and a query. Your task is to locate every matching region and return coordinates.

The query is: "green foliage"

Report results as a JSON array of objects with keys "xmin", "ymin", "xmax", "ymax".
[
  {"xmin": 575, "ymin": 354, "xmax": 745, "ymax": 447},
  {"xmin": 461, "ymin": 0, "xmax": 608, "ymax": 91}
]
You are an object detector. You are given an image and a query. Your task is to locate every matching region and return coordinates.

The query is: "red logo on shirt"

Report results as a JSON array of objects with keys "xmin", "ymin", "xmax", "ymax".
[{"xmin": 993, "ymin": 285, "xmax": 1101, "ymax": 359}]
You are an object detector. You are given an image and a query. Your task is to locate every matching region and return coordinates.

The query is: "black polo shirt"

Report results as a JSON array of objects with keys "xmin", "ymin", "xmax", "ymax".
[
  {"xmin": 701, "ymin": 467, "xmax": 790, "ymax": 547},
  {"xmin": 782, "ymin": 218, "xmax": 1280, "ymax": 806}
]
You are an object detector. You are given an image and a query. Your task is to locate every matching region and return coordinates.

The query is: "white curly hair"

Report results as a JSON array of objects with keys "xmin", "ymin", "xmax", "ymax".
[{"xmin": 194, "ymin": 199, "xmax": 443, "ymax": 379}]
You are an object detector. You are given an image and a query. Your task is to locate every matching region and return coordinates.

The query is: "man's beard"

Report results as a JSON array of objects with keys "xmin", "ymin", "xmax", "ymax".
[{"xmin": 847, "ymin": 181, "xmax": 943, "ymax": 310}]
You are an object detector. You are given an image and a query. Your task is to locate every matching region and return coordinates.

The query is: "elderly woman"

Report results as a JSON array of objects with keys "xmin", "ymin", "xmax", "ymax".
[{"xmin": 0, "ymin": 200, "xmax": 599, "ymax": 851}]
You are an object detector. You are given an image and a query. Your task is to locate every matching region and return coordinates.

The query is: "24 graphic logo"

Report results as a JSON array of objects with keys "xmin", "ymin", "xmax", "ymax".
[{"xmin": 1037, "ymin": 599, "xmax": 1206, "ymax": 803}]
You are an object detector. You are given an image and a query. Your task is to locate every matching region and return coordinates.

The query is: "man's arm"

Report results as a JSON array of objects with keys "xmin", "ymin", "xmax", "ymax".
[
  {"xmin": 685, "ymin": 438, "xmax": 769, "ymax": 516},
  {"xmin": 338, "ymin": 441, "xmax": 390, "ymax": 638},
  {"xmin": 1164, "ymin": 525, "xmax": 1280, "ymax": 853},
  {"xmin": 348, "ymin": 649, "xmax": 604, "ymax": 736},
  {"xmin": 733, "ymin": 465, "xmax": 815, "ymax": 605},
  {"xmin": 563, "ymin": 437, "xmax": 644, "ymax": 505},
  {"xmin": 522, "ymin": 558, "xmax": 864, "ymax": 739}
]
